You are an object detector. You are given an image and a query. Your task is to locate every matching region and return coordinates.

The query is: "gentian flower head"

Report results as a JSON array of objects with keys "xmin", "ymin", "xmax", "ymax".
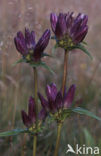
[
  {"xmin": 21, "ymin": 96, "xmax": 47, "ymax": 132},
  {"xmin": 38, "ymin": 83, "xmax": 76, "ymax": 122},
  {"xmin": 50, "ymin": 12, "xmax": 88, "ymax": 50},
  {"xmin": 14, "ymin": 28, "xmax": 51, "ymax": 62}
]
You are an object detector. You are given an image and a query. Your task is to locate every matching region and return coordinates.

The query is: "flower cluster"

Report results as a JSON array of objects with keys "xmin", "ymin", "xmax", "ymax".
[
  {"xmin": 38, "ymin": 83, "xmax": 76, "ymax": 122},
  {"xmin": 14, "ymin": 28, "xmax": 51, "ymax": 62},
  {"xmin": 50, "ymin": 12, "xmax": 88, "ymax": 50},
  {"xmin": 14, "ymin": 11, "xmax": 89, "ymax": 128},
  {"xmin": 21, "ymin": 97, "xmax": 46, "ymax": 131}
]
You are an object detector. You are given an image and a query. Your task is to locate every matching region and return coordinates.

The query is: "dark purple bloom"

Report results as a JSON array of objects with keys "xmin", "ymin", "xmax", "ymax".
[
  {"xmin": 38, "ymin": 83, "xmax": 76, "ymax": 115},
  {"xmin": 14, "ymin": 28, "xmax": 51, "ymax": 62},
  {"xmin": 50, "ymin": 12, "xmax": 88, "ymax": 49},
  {"xmin": 21, "ymin": 96, "xmax": 47, "ymax": 128}
]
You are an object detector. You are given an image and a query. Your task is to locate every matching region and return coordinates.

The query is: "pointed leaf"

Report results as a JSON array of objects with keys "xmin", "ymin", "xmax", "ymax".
[
  {"xmin": 42, "ymin": 53, "xmax": 53, "ymax": 58},
  {"xmin": 0, "ymin": 128, "xmax": 28, "ymax": 137},
  {"xmin": 73, "ymin": 44, "xmax": 93, "ymax": 60},
  {"xmin": 30, "ymin": 61, "xmax": 55, "ymax": 74},
  {"xmin": 83, "ymin": 128, "xmax": 95, "ymax": 147},
  {"xmin": 40, "ymin": 62, "xmax": 55, "ymax": 75},
  {"xmin": 72, "ymin": 107, "xmax": 101, "ymax": 121},
  {"xmin": 82, "ymin": 41, "xmax": 88, "ymax": 45},
  {"xmin": 12, "ymin": 58, "xmax": 26, "ymax": 66}
]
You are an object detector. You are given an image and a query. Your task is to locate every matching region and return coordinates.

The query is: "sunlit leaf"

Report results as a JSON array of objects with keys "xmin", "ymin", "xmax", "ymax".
[
  {"xmin": 0, "ymin": 128, "xmax": 28, "ymax": 137},
  {"xmin": 82, "ymin": 41, "xmax": 88, "ymax": 45},
  {"xmin": 72, "ymin": 107, "xmax": 101, "ymax": 121}
]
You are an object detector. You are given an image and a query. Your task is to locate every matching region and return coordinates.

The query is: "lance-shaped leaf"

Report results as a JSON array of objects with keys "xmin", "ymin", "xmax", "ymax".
[
  {"xmin": 0, "ymin": 128, "xmax": 28, "ymax": 137},
  {"xmin": 30, "ymin": 61, "xmax": 54, "ymax": 74},
  {"xmin": 40, "ymin": 62, "xmax": 55, "ymax": 75},
  {"xmin": 72, "ymin": 44, "xmax": 93, "ymax": 60},
  {"xmin": 72, "ymin": 107, "xmax": 101, "ymax": 121},
  {"xmin": 42, "ymin": 53, "xmax": 53, "ymax": 58},
  {"xmin": 12, "ymin": 58, "xmax": 26, "ymax": 66}
]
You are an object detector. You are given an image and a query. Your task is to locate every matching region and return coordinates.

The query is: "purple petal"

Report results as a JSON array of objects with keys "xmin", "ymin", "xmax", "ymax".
[
  {"xmin": 38, "ymin": 93, "xmax": 49, "ymax": 111},
  {"xmin": 25, "ymin": 28, "xmax": 35, "ymax": 49},
  {"xmin": 34, "ymin": 29, "xmax": 51, "ymax": 61},
  {"xmin": 50, "ymin": 83, "xmax": 58, "ymax": 99},
  {"xmin": 65, "ymin": 12, "xmax": 74, "ymax": 29},
  {"xmin": 28, "ymin": 97, "xmax": 36, "ymax": 123},
  {"xmin": 46, "ymin": 83, "xmax": 57, "ymax": 102},
  {"xmin": 70, "ymin": 18, "xmax": 83, "ymax": 36},
  {"xmin": 64, "ymin": 84, "xmax": 76, "ymax": 108},
  {"xmin": 48, "ymin": 101, "xmax": 57, "ymax": 113},
  {"xmin": 46, "ymin": 85, "xmax": 53, "ymax": 101},
  {"xmin": 74, "ymin": 26, "xmax": 88, "ymax": 43},
  {"xmin": 55, "ymin": 91, "xmax": 63, "ymax": 109},
  {"xmin": 71, "ymin": 13, "xmax": 88, "ymax": 37},
  {"xmin": 81, "ymin": 15, "xmax": 88, "ymax": 26},
  {"xmin": 55, "ymin": 13, "xmax": 67, "ymax": 38},
  {"xmin": 14, "ymin": 37, "xmax": 28, "ymax": 56},
  {"xmin": 50, "ymin": 13, "xmax": 58, "ymax": 33},
  {"xmin": 21, "ymin": 110, "xmax": 32, "ymax": 127},
  {"xmin": 17, "ymin": 31, "xmax": 25, "ymax": 41},
  {"xmin": 39, "ymin": 109, "xmax": 47, "ymax": 120},
  {"xmin": 31, "ymin": 31, "xmax": 36, "ymax": 45}
]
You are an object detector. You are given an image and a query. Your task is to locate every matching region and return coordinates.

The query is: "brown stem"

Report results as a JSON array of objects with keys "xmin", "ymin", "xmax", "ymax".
[
  {"xmin": 33, "ymin": 67, "xmax": 38, "ymax": 156},
  {"xmin": 62, "ymin": 51, "xmax": 68, "ymax": 96}
]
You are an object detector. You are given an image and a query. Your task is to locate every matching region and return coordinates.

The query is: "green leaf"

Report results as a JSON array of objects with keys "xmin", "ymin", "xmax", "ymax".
[
  {"xmin": 30, "ymin": 62, "xmax": 41, "ymax": 68},
  {"xmin": 40, "ymin": 62, "xmax": 55, "ymax": 75},
  {"xmin": 72, "ymin": 107, "xmax": 101, "ymax": 121},
  {"xmin": 82, "ymin": 41, "xmax": 88, "ymax": 45},
  {"xmin": 83, "ymin": 128, "xmax": 95, "ymax": 147},
  {"xmin": 42, "ymin": 53, "xmax": 53, "ymax": 58},
  {"xmin": 73, "ymin": 44, "xmax": 93, "ymax": 60},
  {"xmin": 12, "ymin": 58, "xmax": 25, "ymax": 66},
  {"xmin": 0, "ymin": 128, "xmax": 28, "ymax": 137},
  {"xmin": 30, "ymin": 61, "xmax": 55, "ymax": 74}
]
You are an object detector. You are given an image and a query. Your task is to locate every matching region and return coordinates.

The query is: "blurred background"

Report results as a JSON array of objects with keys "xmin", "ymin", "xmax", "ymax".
[{"xmin": 0, "ymin": 0, "xmax": 101, "ymax": 155}]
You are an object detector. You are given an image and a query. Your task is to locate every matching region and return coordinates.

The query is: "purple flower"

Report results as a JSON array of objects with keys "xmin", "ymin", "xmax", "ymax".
[
  {"xmin": 50, "ymin": 12, "xmax": 88, "ymax": 50},
  {"xmin": 38, "ymin": 83, "xmax": 76, "ymax": 115},
  {"xmin": 14, "ymin": 28, "xmax": 51, "ymax": 62},
  {"xmin": 21, "ymin": 96, "xmax": 47, "ymax": 128}
]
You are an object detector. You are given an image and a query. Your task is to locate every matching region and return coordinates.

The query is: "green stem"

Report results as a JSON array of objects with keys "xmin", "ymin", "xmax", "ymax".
[
  {"xmin": 54, "ymin": 123, "xmax": 62, "ymax": 156},
  {"xmin": 62, "ymin": 51, "xmax": 68, "ymax": 96},
  {"xmin": 33, "ymin": 67, "xmax": 38, "ymax": 156}
]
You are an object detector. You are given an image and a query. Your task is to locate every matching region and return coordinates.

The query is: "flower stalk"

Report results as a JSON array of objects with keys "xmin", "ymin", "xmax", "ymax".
[
  {"xmin": 33, "ymin": 67, "xmax": 38, "ymax": 156},
  {"xmin": 54, "ymin": 51, "xmax": 68, "ymax": 156},
  {"xmin": 62, "ymin": 50, "xmax": 68, "ymax": 95},
  {"xmin": 54, "ymin": 123, "xmax": 62, "ymax": 156}
]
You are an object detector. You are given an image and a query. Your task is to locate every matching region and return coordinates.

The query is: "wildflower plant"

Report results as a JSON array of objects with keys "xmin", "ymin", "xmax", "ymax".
[
  {"xmin": 39, "ymin": 83, "xmax": 76, "ymax": 123},
  {"xmin": 0, "ymin": 11, "xmax": 101, "ymax": 156}
]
